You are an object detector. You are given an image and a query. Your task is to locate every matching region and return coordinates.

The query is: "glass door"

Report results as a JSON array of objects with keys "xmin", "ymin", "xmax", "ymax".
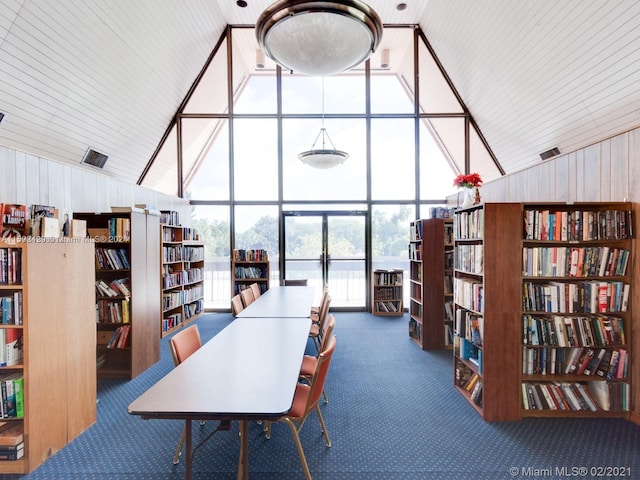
[{"xmin": 282, "ymin": 211, "xmax": 368, "ymax": 308}]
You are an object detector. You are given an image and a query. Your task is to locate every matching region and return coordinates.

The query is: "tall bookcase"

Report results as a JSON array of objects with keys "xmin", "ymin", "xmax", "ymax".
[
  {"xmin": 0, "ymin": 240, "xmax": 96, "ymax": 474},
  {"xmin": 75, "ymin": 208, "xmax": 160, "ymax": 379},
  {"xmin": 160, "ymin": 217, "xmax": 205, "ymax": 337},
  {"xmin": 453, "ymin": 202, "xmax": 633, "ymax": 422},
  {"xmin": 408, "ymin": 218, "xmax": 454, "ymax": 350},
  {"xmin": 371, "ymin": 269, "xmax": 404, "ymax": 316},
  {"xmin": 231, "ymin": 249, "xmax": 269, "ymax": 297}
]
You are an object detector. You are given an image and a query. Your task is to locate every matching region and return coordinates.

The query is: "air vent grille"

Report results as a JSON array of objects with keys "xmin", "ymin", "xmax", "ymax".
[
  {"xmin": 82, "ymin": 149, "xmax": 108, "ymax": 168},
  {"xmin": 539, "ymin": 147, "xmax": 561, "ymax": 161}
]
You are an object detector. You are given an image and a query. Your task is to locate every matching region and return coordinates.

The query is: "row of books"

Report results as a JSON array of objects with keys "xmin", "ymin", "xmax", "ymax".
[
  {"xmin": 373, "ymin": 286, "xmax": 402, "ymax": 300},
  {"xmin": 162, "ymin": 313, "xmax": 182, "ymax": 333},
  {"xmin": 521, "ymin": 381, "xmax": 629, "ymax": 412},
  {"xmin": 408, "ymin": 243, "xmax": 421, "ymax": 261},
  {"xmin": 522, "ymin": 246, "xmax": 629, "ymax": 278},
  {"xmin": 107, "ymin": 217, "xmax": 130, "ymax": 239},
  {"xmin": 429, "ymin": 207, "xmax": 455, "ymax": 219},
  {"xmin": 95, "ymin": 248, "xmax": 130, "ymax": 270},
  {"xmin": 455, "ymin": 365, "xmax": 483, "ymax": 406},
  {"xmin": 454, "ymin": 209, "xmax": 483, "ymax": 240},
  {"xmin": 409, "ymin": 220, "xmax": 423, "ymax": 241},
  {"xmin": 162, "ymin": 245, "xmax": 183, "ymax": 262},
  {"xmin": 522, "ymin": 314, "xmax": 625, "ymax": 347},
  {"xmin": 408, "ymin": 318, "xmax": 422, "ymax": 340},
  {"xmin": 0, "ymin": 292, "xmax": 22, "ymax": 325},
  {"xmin": 0, "ymin": 329, "xmax": 22, "ymax": 367},
  {"xmin": 95, "ymin": 278, "xmax": 131, "ymax": 298},
  {"xmin": 160, "ymin": 210, "xmax": 180, "ymax": 226},
  {"xmin": 96, "ymin": 299, "xmax": 130, "ymax": 324},
  {"xmin": 0, "ymin": 373, "xmax": 23, "ymax": 418},
  {"xmin": 522, "ymin": 280, "xmax": 629, "ymax": 314},
  {"xmin": 522, "ymin": 346, "xmax": 628, "ymax": 378},
  {"xmin": 523, "ymin": 208, "xmax": 633, "ymax": 241},
  {"xmin": 374, "ymin": 301, "xmax": 401, "ymax": 313},
  {"xmin": 0, "ymin": 422, "xmax": 24, "ymax": 461},
  {"xmin": 0, "ymin": 248, "xmax": 21, "ymax": 285},
  {"xmin": 453, "ymin": 278, "xmax": 483, "ymax": 313},
  {"xmin": 234, "ymin": 266, "xmax": 268, "ymax": 279},
  {"xmin": 106, "ymin": 324, "xmax": 131, "ymax": 349},
  {"xmin": 183, "ymin": 246, "xmax": 204, "ymax": 262},
  {"xmin": 163, "ymin": 267, "xmax": 204, "ymax": 290},
  {"xmin": 184, "ymin": 299, "xmax": 204, "ymax": 319},
  {"xmin": 455, "ymin": 244, "xmax": 483, "ymax": 274},
  {"xmin": 232, "ymin": 249, "xmax": 268, "ymax": 261},
  {"xmin": 373, "ymin": 270, "xmax": 403, "ymax": 286}
]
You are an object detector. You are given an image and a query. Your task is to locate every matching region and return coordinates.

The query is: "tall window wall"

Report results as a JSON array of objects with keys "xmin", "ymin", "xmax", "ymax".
[{"xmin": 141, "ymin": 25, "xmax": 500, "ymax": 310}]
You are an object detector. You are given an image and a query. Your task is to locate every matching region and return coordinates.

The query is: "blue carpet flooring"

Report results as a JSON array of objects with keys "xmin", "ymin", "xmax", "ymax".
[{"xmin": 15, "ymin": 312, "xmax": 640, "ymax": 479}]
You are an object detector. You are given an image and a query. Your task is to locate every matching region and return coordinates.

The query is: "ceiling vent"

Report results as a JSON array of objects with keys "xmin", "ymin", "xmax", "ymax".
[
  {"xmin": 539, "ymin": 147, "xmax": 561, "ymax": 161},
  {"xmin": 82, "ymin": 148, "xmax": 108, "ymax": 168}
]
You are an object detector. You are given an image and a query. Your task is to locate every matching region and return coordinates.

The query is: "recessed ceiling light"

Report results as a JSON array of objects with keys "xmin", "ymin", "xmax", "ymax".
[
  {"xmin": 237, "ymin": 0, "xmax": 248, "ymax": 7},
  {"xmin": 396, "ymin": 2, "xmax": 407, "ymax": 10}
]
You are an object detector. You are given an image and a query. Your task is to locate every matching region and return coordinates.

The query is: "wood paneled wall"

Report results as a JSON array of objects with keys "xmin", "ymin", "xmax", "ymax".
[
  {"xmin": 449, "ymin": 126, "xmax": 640, "ymax": 425},
  {"xmin": 0, "ymin": 145, "xmax": 189, "ymax": 220}
]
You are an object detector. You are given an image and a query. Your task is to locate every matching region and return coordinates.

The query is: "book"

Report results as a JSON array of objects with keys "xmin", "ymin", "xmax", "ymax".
[
  {"xmin": 0, "ymin": 423, "xmax": 23, "ymax": 446},
  {"xmin": 29, "ymin": 204, "xmax": 56, "ymax": 236},
  {"xmin": 0, "ymin": 442, "xmax": 24, "ymax": 460},
  {"xmin": 13, "ymin": 377, "xmax": 23, "ymax": 418},
  {"xmin": 42, "ymin": 216, "xmax": 60, "ymax": 237},
  {"xmin": 0, "ymin": 204, "xmax": 27, "ymax": 238}
]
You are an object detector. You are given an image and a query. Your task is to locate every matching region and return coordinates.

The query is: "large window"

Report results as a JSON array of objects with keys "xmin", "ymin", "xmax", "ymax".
[{"xmin": 142, "ymin": 25, "xmax": 499, "ymax": 310}]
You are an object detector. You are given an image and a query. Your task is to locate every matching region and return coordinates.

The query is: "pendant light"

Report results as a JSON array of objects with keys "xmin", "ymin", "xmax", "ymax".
[
  {"xmin": 298, "ymin": 78, "xmax": 349, "ymax": 169},
  {"xmin": 256, "ymin": 0, "xmax": 383, "ymax": 76}
]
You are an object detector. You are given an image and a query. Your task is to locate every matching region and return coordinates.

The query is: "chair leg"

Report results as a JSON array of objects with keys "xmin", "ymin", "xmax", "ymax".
[
  {"xmin": 314, "ymin": 404, "xmax": 331, "ymax": 447},
  {"xmin": 173, "ymin": 427, "xmax": 186, "ymax": 465},
  {"xmin": 282, "ymin": 418, "xmax": 312, "ymax": 480}
]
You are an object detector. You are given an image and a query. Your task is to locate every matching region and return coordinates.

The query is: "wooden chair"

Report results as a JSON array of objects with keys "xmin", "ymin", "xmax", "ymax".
[
  {"xmin": 250, "ymin": 282, "xmax": 261, "ymax": 300},
  {"xmin": 231, "ymin": 294, "xmax": 244, "ymax": 316},
  {"xmin": 283, "ymin": 279, "xmax": 308, "ymax": 286},
  {"xmin": 300, "ymin": 314, "xmax": 335, "ymax": 404},
  {"xmin": 240, "ymin": 288, "xmax": 255, "ymax": 307},
  {"xmin": 264, "ymin": 335, "xmax": 337, "ymax": 480},
  {"xmin": 309, "ymin": 294, "xmax": 331, "ymax": 352},
  {"xmin": 168, "ymin": 325, "xmax": 230, "ymax": 465}
]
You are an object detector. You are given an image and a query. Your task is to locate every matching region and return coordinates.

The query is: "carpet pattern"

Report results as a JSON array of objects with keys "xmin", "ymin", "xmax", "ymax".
[{"xmin": 15, "ymin": 312, "xmax": 640, "ymax": 479}]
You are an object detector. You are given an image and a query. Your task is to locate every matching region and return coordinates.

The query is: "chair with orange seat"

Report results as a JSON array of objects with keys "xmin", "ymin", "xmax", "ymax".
[
  {"xmin": 264, "ymin": 334, "xmax": 337, "ymax": 480},
  {"xmin": 249, "ymin": 282, "xmax": 261, "ymax": 300},
  {"xmin": 310, "ymin": 284, "xmax": 329, "ymax": 323},
  {"xmin": 240, "ymin": 287, "xmax": 255, "ymax": 308},
  {"xmin": 309, "ymin": 294, "xmax": 331, "ymax": 352},
  {"xmin": 168, "ymin": 325, "xmax": 230, "ymax": 464},
  {"xmin": 231, "ymin": 294, "xmax": 244, "ymax": 316},
  {"xmin": 300, "ymin": 314, "xmax": 335, "ymax": 404}
]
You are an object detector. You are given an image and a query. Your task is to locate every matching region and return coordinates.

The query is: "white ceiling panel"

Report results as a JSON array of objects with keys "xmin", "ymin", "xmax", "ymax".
[{"xmin": 1, "ymin": 0, "xmax": 640, "ymax": 186}]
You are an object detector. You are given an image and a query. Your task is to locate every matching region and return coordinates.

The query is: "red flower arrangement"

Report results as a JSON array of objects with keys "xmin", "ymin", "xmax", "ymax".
[{"xmin": 453, "ymin": 173, "xmax": 483, "ymax": 188}]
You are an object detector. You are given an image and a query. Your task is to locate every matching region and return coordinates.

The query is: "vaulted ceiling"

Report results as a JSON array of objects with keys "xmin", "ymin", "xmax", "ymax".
[{"xmin": 1, "ymin": 0, "xmax": 640, "ymax": 189}]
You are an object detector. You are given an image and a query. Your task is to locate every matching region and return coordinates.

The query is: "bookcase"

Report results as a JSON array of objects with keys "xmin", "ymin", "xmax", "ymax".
[
  {"xmin": 453, "ymin": 202, "xmax": 633, "ymax": 422},
  {"xmin": 160, "ymin": 217, "xmax": 205, "ymax": 337},
  {"xmin": 371, "ymin": 269, "xmax": 404, "ymax": 316},
  {"xmin": 0, "ymin": 240, "xmax": 96, "ymax": 474},
  {"xmin": 231, "ymin": 249, "xmax": 269, "ymax": 297},
  {"xmin": 74, "ymin": 208, "xmax": 160, "ymax": 379},
  {"xmin": 408, "ymin": 218, "xmax": 454, "ymax": 350}
]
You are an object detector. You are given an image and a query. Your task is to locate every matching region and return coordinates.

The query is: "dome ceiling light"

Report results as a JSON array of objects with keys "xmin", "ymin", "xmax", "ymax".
[{"xmin": 256, "ymin": 0, "xmax": 383, "ymax": 76}]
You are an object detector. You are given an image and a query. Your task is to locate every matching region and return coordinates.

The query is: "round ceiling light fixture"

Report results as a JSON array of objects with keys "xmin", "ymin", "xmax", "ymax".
[{"xmin": 256, "ymin": 0, "xmax": 383, "ymax": 76}]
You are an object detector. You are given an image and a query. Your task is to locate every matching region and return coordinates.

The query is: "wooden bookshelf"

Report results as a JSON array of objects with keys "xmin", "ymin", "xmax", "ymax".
[
  {"xmin": 0, "ymin": 239, "xmax": 96, "ymax": 474},
  {"xmin": 409, "ymin": 218, "xmax": 454, "ymax": 350},
  {"xmin": 231, "ymin": 249, "xmax": 269, "ymax": 297},
  {"xmin": 453, "ymin": 202, "xmax": 634, "ymax": 422},
  {"xmin": 160, "ymin": 215, "xmax": 205, "ymax": 337},
  {"xmin": 75, "ymin": 208, "xmax": 160, "ymax": 379},
  {"xmin": 371, "ymin": 269, "xmax": 403, "ymax": 316}
]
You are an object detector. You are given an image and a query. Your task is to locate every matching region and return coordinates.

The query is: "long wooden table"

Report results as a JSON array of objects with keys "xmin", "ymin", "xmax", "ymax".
[
  {"xmin": 128, "ymin": 314, "xmax": 312, "ymax": 479},
  {"xmin": 236, "ymin": 285, "xmax": 314, "ymax": 318}
]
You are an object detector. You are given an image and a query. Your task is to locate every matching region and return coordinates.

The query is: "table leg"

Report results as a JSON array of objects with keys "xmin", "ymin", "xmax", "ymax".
[
  {"xmin": 185, "ymin": 420, "xmax": 192, "ymax": 480},
  {"xmin": 237, "ymin": 420, "xmax": 248, "ymax": 480}
]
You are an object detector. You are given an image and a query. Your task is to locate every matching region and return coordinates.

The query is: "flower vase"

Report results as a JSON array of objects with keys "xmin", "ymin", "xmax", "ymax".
[{"xmin": 460, "ymin": 187, "xmax": 475, "ymax": 208}]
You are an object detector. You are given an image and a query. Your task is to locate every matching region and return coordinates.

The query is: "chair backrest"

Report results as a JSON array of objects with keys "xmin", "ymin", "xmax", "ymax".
[
  {"xmin": 283, "ymin": 279, "xmax": 308, "ymax": 286},
  {"xmin": 169, "ymin": 325, "xmax": 202, "ymax": 367},
  {"xmin": 306, "ymin": 334, "xmax": 337, "ymax": 411},
  {"xmin": 240, "ymin": 288, "xmax": 255, "ymax": 307},
  {"xmin": 316, "ymin": 294, "xmax": 331, "ymax": 330},
  {"xmin": 250, "ymin": 282, "xmax": 261, "ymax": 299},
  {"xmin": 319, "ymin": 314, "xmax": 335, "ymax": 352},
  {"xmin": 231, "ymin": 294, "xmax": 244, "ymax": 316}
]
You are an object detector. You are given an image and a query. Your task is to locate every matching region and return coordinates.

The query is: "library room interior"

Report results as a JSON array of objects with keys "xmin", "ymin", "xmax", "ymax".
[{"xmin": 1, "ymin": 1, "xmax": 640, "ymax": 479}]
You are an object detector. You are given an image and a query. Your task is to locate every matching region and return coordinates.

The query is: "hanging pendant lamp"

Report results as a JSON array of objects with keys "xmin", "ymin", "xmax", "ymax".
[
  {"xmin": 298, "ymin": 78, "xmax": 349, "ymax": 169},
  {"xmin": 256, "ymin": 0, "xmax": 383, "ymax": 76}
]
